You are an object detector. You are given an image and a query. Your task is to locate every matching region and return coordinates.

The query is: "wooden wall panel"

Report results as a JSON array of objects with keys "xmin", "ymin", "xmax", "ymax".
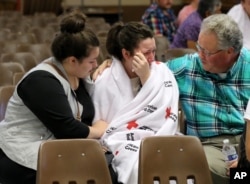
[{"xmin": 21, "ymin": 0, "xmax": 63, "ymax": 15}]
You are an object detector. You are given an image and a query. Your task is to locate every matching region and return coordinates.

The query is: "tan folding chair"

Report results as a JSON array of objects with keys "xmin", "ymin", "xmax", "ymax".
[
  {"xmin": 36, "ymin": 139, "xmax": 112, "ymax": 184},
  {"xmin": 7, "ymin": 32, "xmax": 37, "ymax": 44},
  {"xmin": 13, "ymin": 72, "xmax": 25, "ymax": 85},
  {"xmin": 0, "ymin": 52, "xmax": 37, "ymax": 72},
  {"xmin": 97, "ymin": 36, "xmax": 110, "ymax": 65},
  {"xmin": 138, "ymin": 136, "xmax": 213, "ymax": 184},
  {"xmin": 16, "ymin": 43, "xmax": 52, "ymax": 63},
  {"xmin": 0, "ymin": 85, "xmax": 15, "ymax": 121},
  {"xmin": 28, "ymin": 26, "xmax": 55, "ymax": 43},
  {"xmin": 165, "ymin": 48, "xmax": 197, "ymax": 61},
  {"xmin": 0, "ymin": 62, "xmax": 25, "ymax": 86},
  {"xmin": 154, "ymin": 35, "xmax": 170, "ymax": 62}
]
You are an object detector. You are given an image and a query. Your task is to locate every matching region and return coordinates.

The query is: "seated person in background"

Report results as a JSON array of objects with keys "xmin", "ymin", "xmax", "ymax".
[
  {"xmin": 167, "ymin": 14, "xmax": 250, "ymax": 184},
  {"xmin": 170, "ymin": 0, "xmax": 221, "ymax": 49},
  {"xmin": 238, "ymin": 99, "xmax": 250, "ymax": 168},
  {"xmin": 0, "ymin": 11, "xmax": 110, "ymax": 184},
  {"xmin": 141, "ymin": 0, "xmax": 177, "ymax": 43},
  {"xmin": 91, "ymin": 21, "xmax": 179, "ymax": 184},
  {"xmin": 177, "ymin": 0, "xmax": 199, "ymax": 27},
  {"xmin": 228, "ymin": 0, "xmax": 250, "ymax": 50}
]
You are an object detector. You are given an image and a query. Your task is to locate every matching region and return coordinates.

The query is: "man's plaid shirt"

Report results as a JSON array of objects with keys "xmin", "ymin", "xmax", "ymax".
[{"xmin": 167, "ymin": 48, "xmax": 250, "ymax": 138}]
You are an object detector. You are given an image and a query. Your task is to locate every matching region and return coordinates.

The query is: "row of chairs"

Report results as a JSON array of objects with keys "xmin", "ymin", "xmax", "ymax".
[
  {"xmin": 36, "ymin": 136, "xmax": 212, "ymax": 184},
  {"xmin": 154, "ymin": 35, "xmax": 197, "ymax": 62},
  {"xmin": 0, "ymin": 60, "xmax": 26, "ymax": 121},
  {"xmin": 0, "ymin": 85, "xmax": 15, "ymax": 122},
  {"xmin": 0, "ymin": 42, "xmax": 52, "ymax": 64},
  {"xmin": 0, "ymin": 63, "xmax": 25, "ymax": 86},
  {"xmin": 0, "ymin": 27, "xmax": 56, "ymax": 44}
]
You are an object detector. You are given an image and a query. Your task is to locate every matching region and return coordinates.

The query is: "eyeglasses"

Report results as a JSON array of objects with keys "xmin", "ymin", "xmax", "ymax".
[{"xmin": 196, "ymin": 43, "xmax": 223, "ymax": 57}]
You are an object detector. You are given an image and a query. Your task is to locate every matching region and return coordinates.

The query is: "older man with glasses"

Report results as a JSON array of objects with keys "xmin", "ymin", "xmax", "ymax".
[{"xmin": 167, "ymin": 14, "xmax": 250, "ymax": 184}]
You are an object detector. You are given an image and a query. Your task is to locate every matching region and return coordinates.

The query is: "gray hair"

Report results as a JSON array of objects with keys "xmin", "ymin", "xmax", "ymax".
[{"xmin": 200, "ymin": 14, "xmax": 243, "ymax": 53}]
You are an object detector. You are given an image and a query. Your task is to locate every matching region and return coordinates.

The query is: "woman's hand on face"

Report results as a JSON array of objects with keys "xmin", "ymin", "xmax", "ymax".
[
  {"xmin": 132, "ymin": 52, "xmax": 150, "ymax": 85},
  {"xmin": 88, "ymin": 120, "xmax": 109, "ymax": 139},
  {"xmin": 91, "ymin": 59, "xmax": 112, "ymax": 81}
]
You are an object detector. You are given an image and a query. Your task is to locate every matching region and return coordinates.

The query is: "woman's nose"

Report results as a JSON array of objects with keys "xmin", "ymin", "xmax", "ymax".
[{"xmin": 93, "ymin": 60, "xmax": 98, "ymax": 68}]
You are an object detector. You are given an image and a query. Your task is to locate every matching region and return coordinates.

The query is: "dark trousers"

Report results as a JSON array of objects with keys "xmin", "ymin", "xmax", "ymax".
[
  {"xmin": 238, "ymin": 123, "xmax": 250, "ymax": 168},
  {"xmin": 0, "ymin": 149, "xmax": 36, "ymax": 184}
]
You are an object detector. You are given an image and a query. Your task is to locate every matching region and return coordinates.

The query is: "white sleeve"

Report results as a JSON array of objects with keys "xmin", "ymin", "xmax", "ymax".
[{"xmin": 244, "ymin": 99, "xmax": 250, "ymax": 120}]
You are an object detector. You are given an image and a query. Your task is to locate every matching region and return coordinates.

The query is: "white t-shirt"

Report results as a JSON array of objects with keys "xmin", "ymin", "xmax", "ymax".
[
  {"xmin": 244, "ymin": 99, "xmax": 250, "ymax": 120},
  {"xmin": 228, "ymin": 4, "xmax": 250, "ymax": 50}
]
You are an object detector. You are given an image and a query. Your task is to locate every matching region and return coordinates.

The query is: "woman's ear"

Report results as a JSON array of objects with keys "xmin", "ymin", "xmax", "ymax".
[
  {"xmin": 68, "ymin": 56, "xmax": 77, "ymax": 64},
  {"xmin": 122, "ymin": 48, "xmax": 131, "ymax": 60}
]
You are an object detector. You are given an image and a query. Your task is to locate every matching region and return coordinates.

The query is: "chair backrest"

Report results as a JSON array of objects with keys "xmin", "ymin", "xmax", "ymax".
[
  {"xmin": 97, "ymin": 36, "xmax": 110, "ymax": 65},
  {"xmin": 0, "ymin": 52, "xmax": 37, "ymax": 72},
  {"xmin": 16, "ymin": 43, "xmax": 52, "ymax": 63},
  {"xmin": 165, "ymin": 48, "xmax": 197, "ymax": 61},
  {"xmin": 0, "ymin": 85, "xmax": 15, "ymax": 121},
  {"xmin": 0, "ymin": 28, "xmax": 10, "ymax": 42},
  {"xmin": 154, "ymin": 36, "xmax": 170, "ymax": 62},
  {"xmin": 13, "ymin": 72, "xmax": 25, "ymax": 85},
  {"xmin": 1, "ymin": 41, "xmax": 19, "ymax": 54},
  {"xmin": 0, "ymin": 62, "xmax": 25, "ymax": 86},
  {"xmin": 7, "ymin": 32, "xmax": 37, "ymax": 44},
  {"xmin": 138, "ymin": 136, "xmax": 213, "ymax": 184},
  {"xmin": 36, "ymin": 139, "xmax": 113, "ymax": 184},
  {"xmin": 28, "ymin": 26, "xmax": 55, "ymax": 43}
]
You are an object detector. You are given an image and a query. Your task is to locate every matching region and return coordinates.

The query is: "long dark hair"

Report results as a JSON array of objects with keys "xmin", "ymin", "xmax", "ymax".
[{"xmin": 106, "ymin": 21, "xmax": 154, "ymax": 61}]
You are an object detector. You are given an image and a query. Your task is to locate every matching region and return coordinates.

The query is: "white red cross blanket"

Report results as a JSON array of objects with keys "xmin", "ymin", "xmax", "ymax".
[{"xmin": 92, "ymin": 58, "xmax": 179, "ymax": 184}]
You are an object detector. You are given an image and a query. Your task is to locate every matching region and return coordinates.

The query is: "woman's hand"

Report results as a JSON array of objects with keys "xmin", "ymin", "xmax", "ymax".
[
  {"xmin": 91, "ymin": 59, "xmax": 112, "ymax": 81},
  {"xmin": 226, "ymin": 160, "xmax": 238, "ymax": 176},
  {"xmin": 132, "ymin": 52, "xmax": 150, "ymax": 85},
  {"xmin": 102, "ymin": 146, "xmax": 109, "ymax": 153},
  {"xmin": 87, "ymin": 120, "xmax": 109, "ymax": 139}
]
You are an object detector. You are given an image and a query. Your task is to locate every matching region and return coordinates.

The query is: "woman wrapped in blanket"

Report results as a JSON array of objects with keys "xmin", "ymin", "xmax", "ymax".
[{"xmin": 91, "ymin": 21, "xmax": 180, "ymax": 184}]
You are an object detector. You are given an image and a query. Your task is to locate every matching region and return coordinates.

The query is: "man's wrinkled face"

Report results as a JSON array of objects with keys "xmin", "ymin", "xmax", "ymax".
[{"xmin": 197, "ymin": 32, "xmax": 230, "ymax": 73}]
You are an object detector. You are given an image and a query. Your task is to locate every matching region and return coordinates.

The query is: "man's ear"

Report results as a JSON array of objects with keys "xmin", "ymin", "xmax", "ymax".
[{"xmin": 227, "ymin": 47, "xmax": 235, "ymax": 54}]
